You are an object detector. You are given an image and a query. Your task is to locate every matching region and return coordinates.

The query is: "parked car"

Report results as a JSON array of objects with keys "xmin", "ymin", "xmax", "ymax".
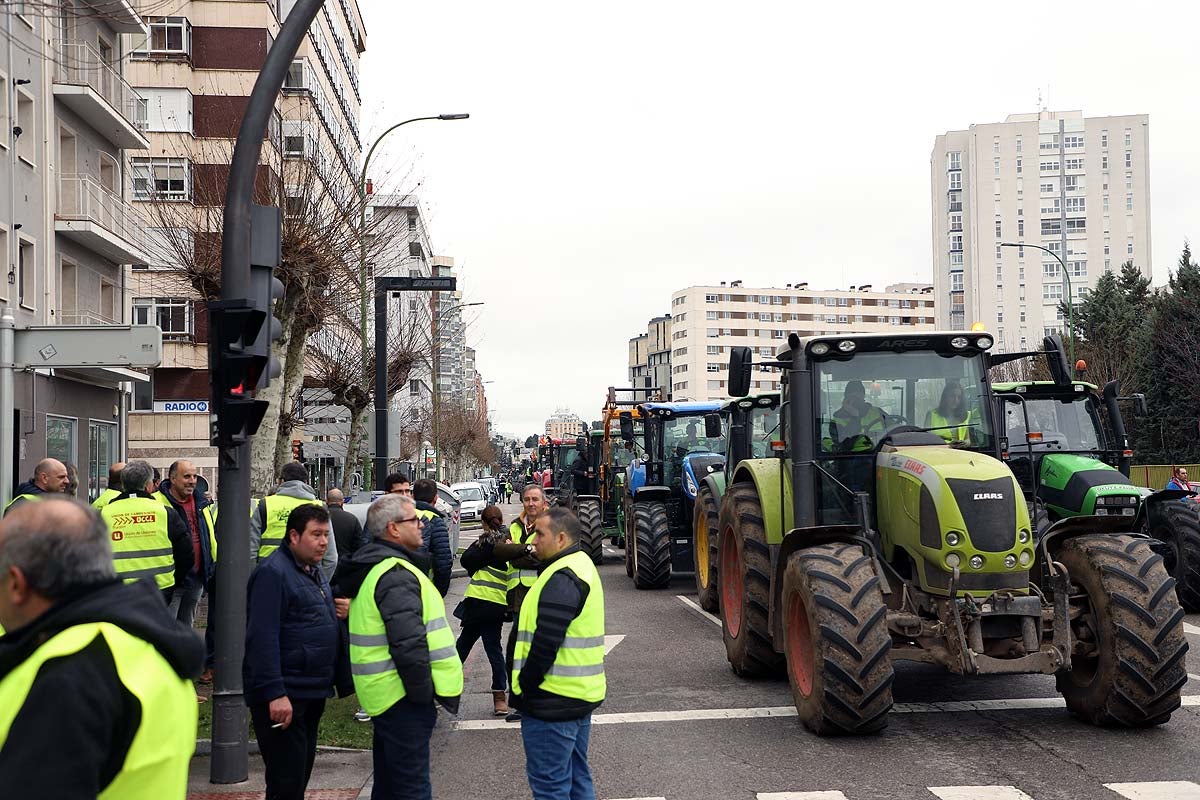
[
  {"xmin": 343, "ymin": 480, "xmax": 462, "ymax": 557},
  {"xmin": 450, "ymin": 481, "xmax": 486, "ymax": 525},
  {"xmin": 477, "ymin": 476, "xmax": 498, "ymax": 503}
]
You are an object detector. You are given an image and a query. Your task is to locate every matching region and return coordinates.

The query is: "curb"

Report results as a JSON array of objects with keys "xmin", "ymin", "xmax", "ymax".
[{"xmin": 193, "ymin": 739, "xmax": 368, "ymax": 757}]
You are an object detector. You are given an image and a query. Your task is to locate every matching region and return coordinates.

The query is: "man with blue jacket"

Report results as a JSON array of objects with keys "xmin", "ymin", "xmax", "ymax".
[
  {"xmin": 244, "ymin": 503, "xmax": 351, "ymax": 800},
  {"xmin": 412, "ymin": 478, "xmax": 452, "ymax": 596}
]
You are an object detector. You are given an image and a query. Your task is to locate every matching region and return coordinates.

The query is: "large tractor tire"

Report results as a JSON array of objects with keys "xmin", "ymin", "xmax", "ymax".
[
  {"xmin": 781, "ymin": 543, "xmax": 894, "ymax": 735},
  {"xmin": 632, "ymin": 501, "xmax": 672, "ymax": 589},
  {"xmin": 1151, "ymin": 501, "xmax": 1200, "ymax": 612},
  {"xmin": 623, "ymin": 500, "xmax": 634, "ymax": 577},
  {"xmin": 718, "ymin": 482, "xmax": 784, "ymax": 678},
  {"xmin": 693, "ymin": 484, "xmax": 721, "ymax": 612},
  {"xmin": 1055, "ymin": 534, "xmax": 1188, "ymax": 727},
  {"xmin": 578, "ymin": 498, "xmax": 604, "ymax": 566}
]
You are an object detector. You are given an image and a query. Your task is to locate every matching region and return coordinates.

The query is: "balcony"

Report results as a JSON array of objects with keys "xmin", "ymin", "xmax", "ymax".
[
  {"xmin": 78, "ymin": 0, "xmax": 147, "ymax": 33},
  {"xmin": 53, "ymin": 42, "xmax": 149, "ymax": 150},
  {"xmin": 56, "ymin": 174, "xmax": 151, "ymax": 265}
]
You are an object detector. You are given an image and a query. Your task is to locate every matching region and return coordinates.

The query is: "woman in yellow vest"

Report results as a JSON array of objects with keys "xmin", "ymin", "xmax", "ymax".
[
  {"xmin": 0, "ymin": 497, "xmax": 203, "ymax": 798},
  {"xmin": 925, "ymin": 382, "xmax": 974, "ymax": 444}
]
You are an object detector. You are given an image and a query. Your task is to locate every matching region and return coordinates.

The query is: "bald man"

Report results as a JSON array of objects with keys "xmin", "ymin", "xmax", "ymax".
[
  {"xmin": 326, "ymin": 487, "xmax": 366, "ymax": 559},
  {"xmin": 4, "ymin": 458, "xmax": 69, "ymax": 516},
  {"xmin": 92, "ymin": 462, "xmax": 126, "ymax": 509}
]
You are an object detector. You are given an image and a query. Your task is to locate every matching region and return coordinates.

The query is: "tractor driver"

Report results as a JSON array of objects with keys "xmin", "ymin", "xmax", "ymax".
[{"xmin": 826, "ymin": 381, "xmax": 886, "ymax": 453}]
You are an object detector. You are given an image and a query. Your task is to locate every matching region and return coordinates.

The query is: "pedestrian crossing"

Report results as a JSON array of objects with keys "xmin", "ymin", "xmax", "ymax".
[{"xmin": 607, "ymin": 781, "xmax": 1200, "ymax": 800}]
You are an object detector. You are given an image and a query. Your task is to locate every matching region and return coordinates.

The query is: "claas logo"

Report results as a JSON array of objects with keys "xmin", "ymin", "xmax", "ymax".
[{"xmin": 111, "ymin": 530, "xmax": 124, "ymax": 541}]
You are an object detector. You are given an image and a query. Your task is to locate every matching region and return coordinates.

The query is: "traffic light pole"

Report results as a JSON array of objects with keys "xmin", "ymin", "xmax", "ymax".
[{"xmin": 211, "ymin": 0, "xmax": 323, "ymax": 784}]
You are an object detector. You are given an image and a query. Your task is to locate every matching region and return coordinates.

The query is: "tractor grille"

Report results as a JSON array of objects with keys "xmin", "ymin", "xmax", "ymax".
[{"xmin": 946, "ymin": 477, "xmax": 1017, "ymax": 552}]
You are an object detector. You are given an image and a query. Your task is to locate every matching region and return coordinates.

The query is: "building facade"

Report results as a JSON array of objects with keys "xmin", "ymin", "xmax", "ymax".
[
  {"xmin": 124, "ymin": 0, "xmax": 366, "ymax": 483},
  {"xmin": 1, "ymin": 2, "xmax": 151, "ymax": 501},
  {"xmin": 667, "ymin": 282, "xmax": 935, "ymax": 400},
  {"xmin": 626, "ymin": 313, "xmax": 671, "ymax": 396},
  {"xmin": 931, "ymin": 110, "xmax": 1151, "ymax": 350},
  {"xmin": 545, "ymin": 409, "xmax": 584, "ymax": 440}
]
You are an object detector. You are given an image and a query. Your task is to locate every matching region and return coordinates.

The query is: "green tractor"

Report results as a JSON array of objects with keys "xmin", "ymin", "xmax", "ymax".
[
  {"xmin": 693, "ymin": 393, "xmax": 781, "ymax": 612},
  {"xmin": 718, "ymin": 331, "xmax": 1187, "ymax": 735},
  {"xmin": 568, "ymin": 429, "xmax": 607, "ymax": 565},
  {"xmin": 991, "ymin": 335, "xmax": 1200, "ymax": 611}
]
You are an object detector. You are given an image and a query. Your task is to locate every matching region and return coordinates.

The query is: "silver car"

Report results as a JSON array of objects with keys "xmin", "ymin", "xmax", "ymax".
[{"xmin": 344, "ymin": 481, "xmax": 462, "ymax": 557}]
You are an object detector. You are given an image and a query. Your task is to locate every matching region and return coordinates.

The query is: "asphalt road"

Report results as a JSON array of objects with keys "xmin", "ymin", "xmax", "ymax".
[{"xmin": 431, "ymin": 503, "xmax": 1200, "ymax": 800}]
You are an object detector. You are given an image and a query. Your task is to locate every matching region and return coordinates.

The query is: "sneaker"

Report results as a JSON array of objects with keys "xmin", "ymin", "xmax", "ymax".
[
  {"xmin": 354, "ymin": 708, "xmax": 370, "ymax": 723},
  {"xmin": 505, "ymin": 709, "xmax": 522, "ymax": 723}
]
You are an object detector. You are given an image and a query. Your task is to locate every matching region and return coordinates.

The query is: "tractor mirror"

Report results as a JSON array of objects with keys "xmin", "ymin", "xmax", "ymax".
[
  {"xmin": 1132, "ymin": 393, "xmax": 1148, "ymax": 417},
  {"xmin": 704, "ymin": 412, "xmax": 722, "ymax": 439},
  {"xmin": 619, "ymin": 412, "xmax": 634, "ymax": 442},
  {"xmin": 728, "ymin": 346, "xmax": 753, "ymax": 397}
]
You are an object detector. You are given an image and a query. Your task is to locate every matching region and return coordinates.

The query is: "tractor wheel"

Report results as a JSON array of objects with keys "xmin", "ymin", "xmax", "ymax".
[
  {"xmin": 578, "ymin": 499, "xmax": 604, "ymax": 566},
  {"xmin": 693, "ymin": 484, "xmax": 721, "ymax": 612},
  {"xmin": 1152, "ymin": 501, "xmax": 1200, "ymax": 612},
  {"xmin": 718, "ymin": 482, "xmax": 784, "ymax": 678},
  {"xmin": 632, "ymin": 501, "xmax": 672, "ymax": 589},
  {"xmin": 781, "ymin": 543, "xmax": 894, "ymax": 735},
  {"xmin": 1055, "ymin": 535, "xmax": 1188, "ymax": 727}
]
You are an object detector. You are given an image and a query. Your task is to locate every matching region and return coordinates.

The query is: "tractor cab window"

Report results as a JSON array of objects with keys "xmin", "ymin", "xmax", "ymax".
[
  {"xmin": 656, "ymin": 416, "xmax": 726, "ymax": 488},
  {"xmin": 751, "ymin": 408, "xmax": 781, "ymax": 458},
  {"xmin": 1002, "ymin": 396, "xmax": 1103, "ymax": 452}
]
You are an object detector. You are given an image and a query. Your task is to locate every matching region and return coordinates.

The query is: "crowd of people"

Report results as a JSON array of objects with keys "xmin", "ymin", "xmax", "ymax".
[{"xmin": 0, "ymin": 461, "xmax": 606, "ymax": 800}]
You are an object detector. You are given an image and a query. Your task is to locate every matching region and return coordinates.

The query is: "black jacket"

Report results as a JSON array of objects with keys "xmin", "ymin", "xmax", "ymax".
[
  {"xmin": 0, "ymin": 579, "xmax": 204, "ymax": 798},
  {"xmin": 329, "ymin": 504, "xmax": 367, "ymax": 559},
  {"xmin": 334, "ymin": 539, "xmax": 460, "ymax": 713},
  {"xmin": 457, "ymin": 537, "xmax": 508, "ymax": 624},
  {"xmin": 510, "ymin": 543, "xmax": 603, "ymax": 721},
  {"xmin": 415, "ymin": 500, "xmax": 452, "ymax": 597},
  {"xmin": 4, "ymin": 480, "xmax": 50, "ymax": 515},
  {"xmin": 155, "ymin": 479, "xmax": 217, "ymax": 583},
  {"xmin": 111, "ymin": 491, "xmax": 194, "ymax": 594}
]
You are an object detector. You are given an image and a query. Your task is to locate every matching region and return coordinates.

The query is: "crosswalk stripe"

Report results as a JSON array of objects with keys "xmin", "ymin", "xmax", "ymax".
[
  {"xmin": 929, "ymin": 787, "xmax": 1035, "ymax": 800},
  {"xmin": 757, "ymin": 793, "xmax": 849, "ymax": 799},
  {"xmin": 1184, "ymin": 622, "xmax": 1200, "ymax": 636},
  {"xmin": 1104, "ymin": 781, "xmax": 1200, "ymax": 799},
  {"xmin": 604, "ymin": 635, "xmax": 625, "ymax": 654}
]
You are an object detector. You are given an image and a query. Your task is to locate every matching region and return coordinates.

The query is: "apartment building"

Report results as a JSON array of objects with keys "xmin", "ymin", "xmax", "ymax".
[
  {"xmin": 124, "ymin": 0, "xmax": 366, "ymax": 481},
  {"xmin": 545, "ymin": 409, "xmax": 584, "ymax": 441},
  {"xmin": 931, "ymin": 110, "xmax": 1151, "ymax": 350},
  {"xmin": 626, "ymin": 313, "xmax": 671, "ymax": 395},
  {"xmin": 666, "ymin": 282, "xmax": 935, "ymax": 401},
  {"xmin": 0, "ymin": 2, "xmax": 151, "ymax": 499}
]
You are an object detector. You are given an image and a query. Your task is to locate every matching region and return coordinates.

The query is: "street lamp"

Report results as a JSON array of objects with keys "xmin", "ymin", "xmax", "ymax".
[
  {"xmin": 357, "ymin": 113, "xmax": 468, "ymax": 487},
  {"xmin": 1000, "ymin": 241, "xmax": 1074, "ymax": 369},
  {"xmin": 432, "ymin": 301, "xmax": 484, "ymax": 482}
]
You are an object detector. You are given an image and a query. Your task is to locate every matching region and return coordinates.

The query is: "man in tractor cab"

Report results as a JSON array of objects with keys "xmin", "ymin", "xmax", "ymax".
[{"xmin": 826, "ymin": 380, "xmax": 886, "ymax": 453}]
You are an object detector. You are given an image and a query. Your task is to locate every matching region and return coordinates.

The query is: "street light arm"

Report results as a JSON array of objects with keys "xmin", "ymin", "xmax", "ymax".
[{"xmin": 999, "ymin": 241, "xmax": 1074, "ymax": 369}]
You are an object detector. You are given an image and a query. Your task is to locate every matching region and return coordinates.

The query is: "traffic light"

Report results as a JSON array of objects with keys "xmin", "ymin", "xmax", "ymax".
[
  {"xmin": 209, "ymin": 205, "xmax": 285, "ymax": 446},
  {"xmin": 291, "ymin": 439, "xmax": 305, "ymax": 462}
]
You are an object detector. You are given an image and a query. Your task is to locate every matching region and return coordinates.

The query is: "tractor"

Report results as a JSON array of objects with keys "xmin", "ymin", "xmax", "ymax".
[
  {"xmin": 564, "ymin": 429, "xmax": 607, "ymax": 565},
  {"xmin": 990, "ymin": 335, "xmax": 1200, "ymax": 611},
  {"xmin": 718, "ymin": 331, "xmax": 1187, "ymax": 735},
  {"xmin": 620, "ymin": 401, "xmax": 726, "ymax": 589},
  {"xmin": 693, "ymin": 393, "xmax": 782, "ymax": 612}
]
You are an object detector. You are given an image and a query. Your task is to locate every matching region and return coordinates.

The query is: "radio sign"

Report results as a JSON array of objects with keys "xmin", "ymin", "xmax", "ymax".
[{"xmin": 153, "ymin": 400, "xmax": 209, "ymax": 413}]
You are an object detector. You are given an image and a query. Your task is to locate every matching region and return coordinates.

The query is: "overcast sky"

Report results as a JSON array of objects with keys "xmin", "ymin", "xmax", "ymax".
[{"xmin": 356, "ymin": 0, "xmax": 1200, "ymax": 438}]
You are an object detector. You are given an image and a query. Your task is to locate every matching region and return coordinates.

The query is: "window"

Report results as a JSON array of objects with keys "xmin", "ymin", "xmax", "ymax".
[
  {"xmin": 1040, "ymin": 160, "xmax": 1059, "ymax": 173},
  {"xmin": 1042, "ymin": 283, "xmax": 1064, "ymax": 301},
  {"xmin": 1125, "ymin": 151, "xmax": 1132, "ymax": 168},
  {"xmin": 1126, "ymin": 194, "xmax": 1133, "ymax": 211},
  {"xmin": 996, "ymin": 306, "xmax": 1004, "ymax": 323},
  {"xmin": 1066, "ymin": 218, "xmax": 1086, "ymax": 233},
  {"xmin": 1040, "ymin": 183, "xmax": 1054, "ymax": 193},
  {"xmin": 705, "ymin": 294, "xmax": 718, "ymax": 303},
  {"xmin": 994, "ymin": 157, "xmax": 1000, "ymax": 176},
  {"xmin": 1018, "ymin": 219, "xmax": 1024, "ymax": 237},
  {"xmin": 706, "ymin": 328, "xmax": 717, "ymax": 338},
  {"xmin": 133, "ymin": 297, "xmax": 192, "ymax": 339},
  {"xmin": 1064, "ymin": 175, "xmax": 1080, "ymax": 191},
  {"xmin": 949, "ymin": 213, "xmax": 962, "ymax": 232},
  {"xmin": 1040, "ymin": 135, "xmax": 1060, "ymax": 151},
  {"xmin": 950, "ymin": 272, "xmax": 964, "ymax": 291},
  {"xmin": 283, "ymin": 125, "xmax": 306, "ymax": 157},
  {"xmin": 1124, "ymin": 130, "xmax": 1132, "ymax": 148},
  {"xmin": 706, "ymin": 363, "xmax": 720, "ymax": 373},
  {"xmin": 1127, "ymin": 238, "xmax": 1134, "ymax": 255},
  {"xmin": 950, "ymin": 252, "xmax": 963, "ymax": 267},
  {"xmin": 1016, "ymin": 136, "xmax": 1023, "ymax": 153},
  {"xmin": 1041, "ymin": 219, "xmax": 1061, "ymax": 236},
  {"xmin": 16, "ymin": 89, "xmax": 33, "ymax": 164},
  {"xmin": 130, "ymin": 157, "xmax": 190, "ymax": 201},
  {"xmin": 705, "ymin": 310, "xmax": 717, "ymax": 320},
  {"xmin": 1065, "ymin": 197, "xmax": 1085, "ymax": 213},
  {"xmin": 136, "ymin": 88, "xmax": 192, "ymax": 133},
  {"xmin": 46, "ymin": 416, "xmax": 76, "ymax": 466},
  {"xmin": 1103, "ymin": 196, "xmax": 1109, "ymax": 213},
  {"xmin": 1016, "ymin": 158, "xmax": 1022, "ymax": 174},
  {"xmin": 948, "ymin": 172, "xmax": 962, "ymax": 191},
  {"xmin": 1101, "ymin": 131, "xmax": 1108, "ymax": 149},
  {"xmin": 134, "ymin": 17, "xmax": 193, "ymax": 57},
  {"xmin": 949, "ymin": 234, "xmax": 963, "ymax": 252},
  {"xmin": 1064, "ymin": 157, "xmax": 1084, "ymax": 171},
  {"xmin": 996, "ymin": 244, "xmax": 1003, "ymax": 259},
  {"xmin": 993, "ymin": 137, "xmax": 1000, "ymax": 154},
  {"xmin": 948, "ymin": 191, "xmax": 961, "ymax": 211},
  {"xmin": 1064, "ymin": 135, "xmax": 1084, "ymax": 149},
  {"xmin": 995, "ymin": 219, "xmax": 1002, "ymax": 238},
  {"xmin": 1102, "ymin": 156, "xmax": 1108, "ymax": 170},
  {"xmin": 947, "ymin": 152, "xmax": 961, "ymax": 170},
  {"xmin": 707, "ymin": 345, "xmax": 720, "ymax": 355},
  {"xmin": 17, "ymin": 238, "xmax": 33, "ymax": 307}
]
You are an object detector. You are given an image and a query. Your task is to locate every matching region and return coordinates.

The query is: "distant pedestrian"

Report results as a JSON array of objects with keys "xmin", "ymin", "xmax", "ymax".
[
  {"xmin": 251, "ymin": 462, "xmax": 336, "ymax": 580},
  {"xmin": 91, "ymin": 461, "xmax": 125, "ymax": 509},
  {"xmin": 412, "ymin": 478, "xmax": 452, "ymax": 596},
  {"xmin": 336, "ymin": 493, "xmax": 462, "ymax": 800},
  {"xmin": 456, "ymin": 505, "xmax": 523, "ymax": 717},
  {"xmin": 4, "ymin": 458, "xmax": 69, "ymax": 515},
  {"xmin": 505, "ymin": 481, "xmax": 514, "ymax": 503},
  {"xmin": 0, "ymin": 498, "xmax": 203, "ymax": 797},
  {"xmin": 327, "ymin": 488, "xmax": 368, "ymax": 558},
  {"xmin": 1167, "ymin": 466, "xmax": 1191, "ymax": 492},
  {"xmin": 513, "ymin": 507, "xmax": 606, "ymax": 800},
  {"xmin": 244, "ymin": 503, "xmax": 351, "ymax": 800}
]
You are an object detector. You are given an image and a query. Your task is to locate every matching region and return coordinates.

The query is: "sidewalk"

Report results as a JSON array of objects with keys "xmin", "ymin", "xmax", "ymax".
[{"xmin": 187, "ymin": 748, "xmax": 374, "ymax": 800}]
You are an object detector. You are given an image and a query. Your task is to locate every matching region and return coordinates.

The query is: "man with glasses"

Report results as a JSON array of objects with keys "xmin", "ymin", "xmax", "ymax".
[{"xmin": 334, "ymin": 493, "xmax": 462, "ymax": 800}]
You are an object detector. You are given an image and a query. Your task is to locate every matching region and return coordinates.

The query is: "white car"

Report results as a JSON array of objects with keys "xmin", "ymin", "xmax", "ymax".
[{"xmin": 450, "ymin": 481, "xmax": 487, "ymax": 524}]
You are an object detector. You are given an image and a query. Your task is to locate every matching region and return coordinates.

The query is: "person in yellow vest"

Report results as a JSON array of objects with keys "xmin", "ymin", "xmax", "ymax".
[
  {"xmin": 250, "ymin": 461, "xmax": 335, "ymax": 580},
  {"xmin": 0, "ymin": 497, "xmax": 203, "ymax": 796},
  {"xmin": 101, "ymin": 461, "xmax": 193, "ymax": 606},
  {"xmin": 512, "ymin": 507, "xmax": 606, "ymax": 800},
  {"xmin": 334, "ymin": 493, "xmax": 462, "ymax": 800},
  {"xmin": 924, "ymin": 381, "xmax": 977, "ymax": 445},
  {"xmin": 4, "ymin": 458, "xmax": 69, "ymax": 516},
  {"xmin": 92, "ymin": 462, "xmax": 125, "ymax": 509},
  {"xmin": 501, "ymin": 483, "xmax": 549, "ymax": 721}
]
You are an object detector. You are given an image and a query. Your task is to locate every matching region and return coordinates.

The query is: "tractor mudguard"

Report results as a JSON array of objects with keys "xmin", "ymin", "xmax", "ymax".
[
  {"xmin": 730, "ymin": 459, "xmax": 791, "ymax": 545},
  {"xmin": 633, "ymin": 485, "xmax": 671, "ymax": 502},
  {"xmin": 1139, "ymin": 488, "xmax": 1194, "ymax": 532},
  {"xmin": 1037, "ymin": 514, "xmax": 1142, "ymax": 560},
  {"xmin": 575, "ymin": 494, "xmax": 602, "ymax": 502},
  {"xmin": 699, "ymin": 472, "xmax": 726, "ymax": 508}
]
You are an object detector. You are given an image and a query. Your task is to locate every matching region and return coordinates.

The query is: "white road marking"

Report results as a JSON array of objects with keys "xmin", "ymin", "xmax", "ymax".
[
  {"xmin": 676, "ymin": 595, "xmax": 722, "ymax": 628},
  {"xmin": 1185, "ymin": 622, "xmax": 1200, "ymax": 637},
  {"xmin": 1190, "ymin": 674, "xmax": 1200, "ymax": 683},
  {"xmin": 453, "ymin": 695, "xmax": 1200, "ymax": 732},
  {"xmin": 929, "ymin": 787, "xmax": 1035, "ymax": 800},
  {"xmin": 1105, "ymin": 782, "xmax": 1200, "ymax": 799},
  {"xmin": 604, "ymin": 634, "xmax": 625, "ymax": 654},
  {"xmin": 608, "ymin": 797, "xmax": 667, "ymax": 800},
  {"xmin": 758, "ymin": 793, "xmax": 849, "ymax": 800}
]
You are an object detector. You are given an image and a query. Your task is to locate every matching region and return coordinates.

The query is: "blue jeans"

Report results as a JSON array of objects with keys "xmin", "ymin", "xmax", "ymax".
[{"xmin": 520, "ymin": 714, "xmax": 595, "ymax": 800}]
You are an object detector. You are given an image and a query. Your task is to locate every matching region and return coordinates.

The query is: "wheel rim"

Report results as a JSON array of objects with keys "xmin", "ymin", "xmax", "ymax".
[
  {"xmin": 720, "ymin": 525, "xmax": 743, "ymax": 637},
  {"xmin": 786, "ymin": 590, "xmax": 814, "ymax": 697},
  {"xmin": 696, "ymin": 510, "xmax": 710, "ymax": 588}
]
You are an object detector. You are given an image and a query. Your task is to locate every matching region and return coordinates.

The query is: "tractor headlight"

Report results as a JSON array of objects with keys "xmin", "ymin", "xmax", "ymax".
[
  {"xmin": 975, "ymin": 336, "xmax": 993, "ymax": 350},
  {"xmin": 969, "ymin": 555, "xmax": 984, "ymax": 570},
  {"xmin": 946, "ymin": 531, "xmax": 962, "ymax": 546},
  {"xmin": 945, "ymin": 552, "xmax": 962, "ymax": 569},
  {"xmin": 1018, "ymin": 529, "xmax": 1030, "ymax": 544},
  {"xmin": 1004, "ymin": 554, "xmax": 1017, "ymax": 569},
  {"xmin": 951, "ymin": 336, "xmax": 969, "ymax": 349},
  {"xmin": 837, "ymin": 340, "xmax": 857, "ymax": 353},
  {"xmin": 1019, "ymin": 550, "xmax": 1033, "ymax": 567},
  {"xmin": 811, "ymin": 342, "xmax": 830, "ymax": 356}
]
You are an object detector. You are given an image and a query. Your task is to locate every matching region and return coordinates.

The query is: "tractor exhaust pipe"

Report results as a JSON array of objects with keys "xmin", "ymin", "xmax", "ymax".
[
  {"xmin": 789, "ymin": 334, "xmax": 817, "ymax": 530},
  {"xmin": 1103, "ymin": 380, "xmax": 1132, "ymax": 477}
]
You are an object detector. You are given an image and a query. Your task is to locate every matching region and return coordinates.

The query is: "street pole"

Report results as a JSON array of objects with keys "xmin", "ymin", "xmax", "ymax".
[
  {"xmin": 431, "ymin": 301, "xmax": 483, "ymax": 483},
  {"xmin": 373, "ymin": 285, "xmax": 388, "ymax": 489},
  {"xmin": 211, "ymin": 0, "xmax": 323, "ymax": 783},
  {"xmin": 1001, "ymin": 241, "xmax": 1074, "ymax": 369},
  {"xmin": 0, "ymin": 307, "xmax": 14, "ymax": 510}
]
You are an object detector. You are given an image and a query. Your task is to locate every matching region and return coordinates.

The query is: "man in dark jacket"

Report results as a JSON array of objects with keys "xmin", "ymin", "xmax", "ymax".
[
  {"xmin": 411, "ymin": 478, "xmax": 452, "ymax": 596},
  {"xmin": 3, "ymin": 457, "xmax": 69, "ymax": 515},
  {"xmin": 334, "ymin": 493, "xmax": 461, "ymax": 800},
  {"xmin": 0, "ymin": 498, "xmax": 204, "ymax": 797},
  {"xmin": 244, "ymin": 503, "xmax": 350, "ymax": 800},
  {"xmin": 326, "ymin": 488, "xmax": 367, "ymax": 557},
  {"xmin": 156, "ymin": 461, "xmax": 217, "ymax": 626}
]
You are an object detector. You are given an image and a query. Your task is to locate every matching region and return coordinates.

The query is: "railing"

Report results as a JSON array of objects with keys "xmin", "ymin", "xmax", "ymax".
[
  {"xmin": 58, "ymin": 173, "xmax": 149, "ymax": 256},
  {"xmin": 58, "ymin": 311, "xmax": 119, "ymax": 325},
  {"xmin": 53, "ymin": 41, "xmax": 144, "ymax": 129}
]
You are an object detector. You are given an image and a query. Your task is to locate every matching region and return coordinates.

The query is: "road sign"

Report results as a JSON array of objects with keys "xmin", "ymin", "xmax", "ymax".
[
  {"xmin": 376, "ymin": 276, "xmax": 457, "ymax": 292},
  {"xmin": 13, "ymin": 325, "xmax": 162, "ymax": 369}
]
